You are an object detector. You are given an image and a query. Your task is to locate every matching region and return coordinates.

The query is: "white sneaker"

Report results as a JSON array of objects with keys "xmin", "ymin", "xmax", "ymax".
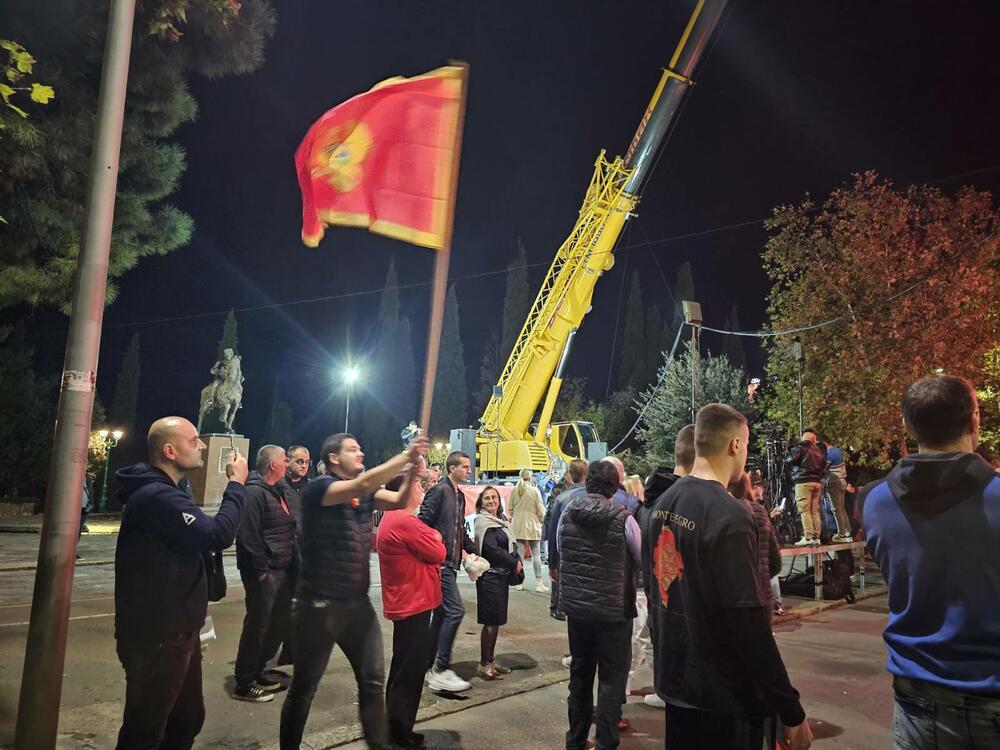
[
  {"xmin": 643, "ymin": 694, "xmax": 666, "ymax": 708},
  {"xmin": 793, "ymin": 537, "xmax": 812, "ymax": 547},
  {"xmin": 426, "ymin": 667, "xmax": 471, "ymax": 693},
  {"xmin": 561, "ymin": 656, "xmax": 572, "ymax": 668},
  {"xmin": 832, "ymin": 534, "xmax": 854, "ymax": 543},
  {"xmin": 535, "ymin": 583, "xmax": 549, "ymax": 593},
  {"xmin": 515, "ymin": 584, "xmax": 523, "ymax": 591}
]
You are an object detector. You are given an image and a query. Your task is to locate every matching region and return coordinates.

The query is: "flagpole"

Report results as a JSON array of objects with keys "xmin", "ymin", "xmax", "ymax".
[{"xmin": 419, "ymin": 61, "xmax": 469, "ymax": 433}]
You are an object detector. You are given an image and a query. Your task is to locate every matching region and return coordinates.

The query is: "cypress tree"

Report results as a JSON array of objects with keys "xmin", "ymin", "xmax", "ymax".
[
  {"xmin": 109, "ymin": 333, "xmax": 141, "ymax": 434},
  {"xmin": 721, "ymin": 304, "xmax": 747, "ymax": 372},
  {"xmin": 264, "ymin": 380, "xmax": 293, "ymax": 449},
  {"xmin": 500, "ymin": 238, "xmax": 530, "ymax": 362},
  {"xmin": 217, "ymin": 309, "xmax": 239, "ymax": 359},
  {"xmin": 429, "ymin": 285, "xmax": 467, "ymax": 439},
  {"xmin": 475, "ymin": 328, "xmax": 501, "ymax": 410},
  {"xmin": 619, "ymin": 271, "xmax": 645, "ymax": 388}
]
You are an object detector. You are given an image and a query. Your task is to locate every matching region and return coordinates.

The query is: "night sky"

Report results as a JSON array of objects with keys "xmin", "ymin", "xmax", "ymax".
[{"xmin": 28, "ymin": 0, "xmax": 1000, "ymax": 451}]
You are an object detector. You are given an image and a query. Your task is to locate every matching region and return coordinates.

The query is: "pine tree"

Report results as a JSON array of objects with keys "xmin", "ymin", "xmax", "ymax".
[
  {"xmin": 500, "ymin": 238, "xmax": 530, "ymax": 362},
  {"xmin": 618, "ymin": 271, "xmax": 645, "ymax": 388},
  {"xmin": 0, "ymin": 0, "xmax": 276, "ymax": 312},
  {"xmin": 721, "ymin": 304, "xmax": 747, "ymax": 372},
  {"xmin": 217, "ymin": 309, "xmax": 239, "ymax": 359},
  {"xmin": 109, "ymin": 333, "xmax": 141, "ymax": 434},
  {"xmin": 430, "ymin": 285, "xmax": 467, "ymax": 439}
]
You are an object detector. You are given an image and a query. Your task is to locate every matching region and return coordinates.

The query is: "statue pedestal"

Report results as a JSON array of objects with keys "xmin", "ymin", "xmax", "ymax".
[{"xmin": 188, "ymin": 434, "xmax": 250, "ymax": 507}]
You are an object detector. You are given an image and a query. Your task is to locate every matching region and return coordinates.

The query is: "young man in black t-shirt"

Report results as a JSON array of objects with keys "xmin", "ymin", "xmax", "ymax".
[{"xmin": 644, "ymin": 404, "xmax": 813, "ymax": 750}]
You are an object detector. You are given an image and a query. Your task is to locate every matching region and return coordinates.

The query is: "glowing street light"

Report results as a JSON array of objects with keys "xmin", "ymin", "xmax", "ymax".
[
  {"xmin": 339, "ymin": 365, "xmax": 362, "ymax": 432},
  {"xmin": 96, "ymin": 428, "xmax": 124, "ymax": 512}
]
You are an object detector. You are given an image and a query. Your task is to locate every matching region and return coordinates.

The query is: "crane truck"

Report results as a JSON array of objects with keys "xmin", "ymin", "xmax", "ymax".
[{"xmin": 468, "ymin": 0, "xmax": 730, "ymax": 478}]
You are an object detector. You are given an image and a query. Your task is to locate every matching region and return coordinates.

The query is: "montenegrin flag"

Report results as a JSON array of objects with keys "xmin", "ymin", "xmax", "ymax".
[{"xmin": 295, "ymin": 66, "xmax": 464, "ymax": 250}]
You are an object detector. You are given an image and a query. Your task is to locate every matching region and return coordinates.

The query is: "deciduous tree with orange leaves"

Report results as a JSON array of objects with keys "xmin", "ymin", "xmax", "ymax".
[{"xmin": 761, "ymin": 172, "xmax": 999, "ymax": 461}]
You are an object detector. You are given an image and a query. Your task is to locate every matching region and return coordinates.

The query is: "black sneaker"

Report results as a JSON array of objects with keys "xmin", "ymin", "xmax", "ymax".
[
  {"xmin": 550, "ymin": 610, "xmax": 566, "ymax": 621},
  {"xmin": 255, "ymin": 677, "xmax": 285, "ymax": 693},
  {"xmin": 232, "ymin": 684, "xmax": 274, "ymax": 703}
]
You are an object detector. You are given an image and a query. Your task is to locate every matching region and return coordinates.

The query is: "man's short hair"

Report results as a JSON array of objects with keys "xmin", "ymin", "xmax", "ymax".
[
  {"xmin": 445, "ymin": 451, "xmax": 470, "ymax": 471},
  {"xmin": 694, "ymin": 404, "xmax": 748, "ymax": 457},
  {"xmin": 674, "ymin": 424, "xmax": 695, "ymax": 471},
  {"xmin": 287, "ymin": 444, "xmax": 309, "ymax": 457},
  {"xmin": 320, "ymin": 433, "xmax": 355, "ymax": 463},
  {"xmin": 585, "ymin": 460, "xmax": 619, "ymax": 498},
  {"xmin": 256, "ymin": 444, "xmax": 284, "ymax": 474},
  {"xmin": 902, "ymin": 375, "xmax": 977, "ymax": 447},
  {"xmin": 802, "ymin": 428, "xmax": 818, "ymax": 439},
  {"xmin": 567, "ymin": 458, "xmax": 588, "ymax": 484}
]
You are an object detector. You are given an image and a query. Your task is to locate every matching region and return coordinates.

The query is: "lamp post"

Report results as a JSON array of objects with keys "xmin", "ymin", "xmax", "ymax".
[
  {"xmin": 97, "ymin": 429, "xmax": 123, "ymax": 512},
  {"xmin": 342, "ymin": 365, "xmax": 361, "ymax": 433},
  {"xmin": 791, "ymin": 337, "xmax": 804, "ymax": 437}
]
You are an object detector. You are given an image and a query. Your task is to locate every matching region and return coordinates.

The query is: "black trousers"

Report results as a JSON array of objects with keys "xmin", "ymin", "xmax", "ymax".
[
  {"xmin": 664, "ymin": 704, "xmax": 765, "ymax": 749},
  {"xmin": 235, "ymin": 568, "xmax": 291, "ymax": 690},
  {"xmin": 386, "ymin": 609, "xmax": 433, "ymax": 743},
  {"xmin": 566, "ymin": 617, "xmax": 631, "ymax": 750},
  {"xmin": 115, "ymin": 631, "xmax": 203, "ymax": 750}
]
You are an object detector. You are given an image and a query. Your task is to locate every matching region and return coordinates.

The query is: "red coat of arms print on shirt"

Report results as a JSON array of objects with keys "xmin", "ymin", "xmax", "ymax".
[{"xmin": 653, "ymin": 527, "xmax": 684, "ymax": 604}]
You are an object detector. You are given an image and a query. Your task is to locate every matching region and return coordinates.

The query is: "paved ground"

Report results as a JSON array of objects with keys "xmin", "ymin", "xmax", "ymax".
[{"xmin": 0, "ymin": 528, "xmax": 892, "ymax": 749}]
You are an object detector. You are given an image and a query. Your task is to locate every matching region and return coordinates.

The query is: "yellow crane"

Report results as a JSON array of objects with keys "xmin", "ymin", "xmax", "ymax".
[{"xmin": 474, "ymin": 0, "xmax": 730, "ymax": 476}]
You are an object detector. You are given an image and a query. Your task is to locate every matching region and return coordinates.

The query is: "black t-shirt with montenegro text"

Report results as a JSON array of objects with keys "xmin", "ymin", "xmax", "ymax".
[{"xmin": 644, "ymin": 475, "xmax": 804, "ymax": 725}]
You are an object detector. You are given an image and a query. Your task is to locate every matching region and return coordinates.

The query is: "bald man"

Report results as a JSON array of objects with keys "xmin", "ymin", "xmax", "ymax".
[
  {"xmin": 603, "ymin": 455, "xmax": 639, "ymax": 515},
  {"xmin": 114, "ymin": 417, "xmax": 249, "ymax": 750}
]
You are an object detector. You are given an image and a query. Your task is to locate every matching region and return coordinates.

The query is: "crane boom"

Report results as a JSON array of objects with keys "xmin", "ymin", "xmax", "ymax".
[{"xmin": 476, "ymin": 0, "xmax": 729, "ymax": 473}]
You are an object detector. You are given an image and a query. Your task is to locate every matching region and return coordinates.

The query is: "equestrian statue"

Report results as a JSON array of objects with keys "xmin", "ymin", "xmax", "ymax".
[{"xmin": 197, "ymin": 348, "xmax": 244, "ymax": 434}]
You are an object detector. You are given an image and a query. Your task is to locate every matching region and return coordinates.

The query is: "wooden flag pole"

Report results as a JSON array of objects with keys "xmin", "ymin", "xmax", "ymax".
[{"xmin": 419, "ymin": 61, "xmax": 469, "ymax": 433}]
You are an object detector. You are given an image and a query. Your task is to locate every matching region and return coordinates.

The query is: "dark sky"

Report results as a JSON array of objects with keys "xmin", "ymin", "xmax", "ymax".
[{"xmin": 34, "ymin": 0, "xmax": 1000, "ymax": 449}]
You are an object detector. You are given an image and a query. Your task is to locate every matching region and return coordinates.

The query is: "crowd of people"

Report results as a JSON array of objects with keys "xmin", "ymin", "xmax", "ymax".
[{"xmin": 107, "ymin": 372, "xmax": 998, "ymax": 749}]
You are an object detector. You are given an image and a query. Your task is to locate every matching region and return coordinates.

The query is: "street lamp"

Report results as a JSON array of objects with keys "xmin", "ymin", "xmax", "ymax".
[
  {"xmin": 791, "ymin": 337, "xmax": 804, "ymax": 437},
  {"xmin": 341, "ymin": 365, "xmax": 361, "ymax": 433},
  {"xmin": 97, "ymin": 428, "xmax": 123, "ymax": 512}
]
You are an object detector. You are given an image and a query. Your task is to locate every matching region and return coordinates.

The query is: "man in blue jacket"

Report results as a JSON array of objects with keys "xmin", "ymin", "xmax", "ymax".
[
  {"xmin": 863, "ymin": 375, "xmax": 1000, "ymax": 747},
  {"xmin": 114, "ymin": 416, "xmax": 248, "ymax": 750}
]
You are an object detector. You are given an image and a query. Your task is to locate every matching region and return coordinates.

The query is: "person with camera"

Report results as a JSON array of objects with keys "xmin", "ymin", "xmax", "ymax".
[
  {"xmin": 113, "ymin": 417, "xmax": 249, "ymax": 750},
  {"xmin": 785, "ymin": 429, "xmax": 827, "ymax": 546}
]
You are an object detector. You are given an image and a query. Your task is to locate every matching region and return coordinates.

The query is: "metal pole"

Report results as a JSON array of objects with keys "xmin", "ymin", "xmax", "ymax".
[
  {"xmin": 15, "ymin": 1, "xmax": 136, "ymax": 746},
  {"xmin": 345, "ymin": 386, "xmax": 351, "ymax": 433},
  {"xmin": 98, "ymin": 441, "xmax": 112, "ymax": 512},
  {"xmin": 690, "ymin": 325, "xmax": 698, "ymax": 420},
  {"xmin": 797, "ymin": 361, "xmax": 804, "ymax": 436}
]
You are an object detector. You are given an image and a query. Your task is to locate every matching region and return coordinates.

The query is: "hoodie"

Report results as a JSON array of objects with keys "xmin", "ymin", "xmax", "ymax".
[
  {"xmin": 114, "ymin": 463, "xmax": 246, "ymax": 643},
  {"xmin": 862, "ymin": 451, "xmax": 1000, "ymax": 695}
]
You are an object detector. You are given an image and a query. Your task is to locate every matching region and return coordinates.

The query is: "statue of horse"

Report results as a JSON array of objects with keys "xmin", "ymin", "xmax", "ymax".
[{"xmin": 197, "ymin": 351, "xmax": 244, "ymax": 434}]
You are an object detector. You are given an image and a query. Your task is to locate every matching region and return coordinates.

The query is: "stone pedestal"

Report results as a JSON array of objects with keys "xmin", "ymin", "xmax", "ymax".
[{"xmin": 188, "ymin": 434, "xmax": 250, "ymax": 507}]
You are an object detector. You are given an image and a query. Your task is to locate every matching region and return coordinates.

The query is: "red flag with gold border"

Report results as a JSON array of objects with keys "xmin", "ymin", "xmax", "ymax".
[{"xmin": 295, "ymin": 66, "xmax": 464, "ymax": 250}]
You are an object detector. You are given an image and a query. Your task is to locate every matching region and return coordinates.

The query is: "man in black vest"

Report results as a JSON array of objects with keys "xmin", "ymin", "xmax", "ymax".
[
  {"xmin": 557, "ymin": 460, "xmax": 641, "ymax": 750},
  {"xmin": 418, "ymin": 450, "xmax": 477, "ymax": 694},
  {"xmin": 282, "ymin": 444, "xmax": 311, "ymax": 527},
  {"xmin": 279, "ymin": 431, "xmax": 427, "ymax": 750},
  {"xmin": 233, "ymin": 445, "xmax": 295, "ymax": 702}
]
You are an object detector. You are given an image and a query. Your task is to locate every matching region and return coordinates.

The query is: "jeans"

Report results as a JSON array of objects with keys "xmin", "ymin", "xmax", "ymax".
[
  {"xmin": 428, "ymin": 565, "xmax": 464, "ymax": 671},
  {"xmin": 279, "ymin": 596, "xmax": 386, "ymax": 749},
  {"xmin": 235, "ymin": 568, "xmax": 291, "ymax": 690},
  {"xmin": 115, "ymin": 631, "xmax": 204, "ymax": 750},
  {"xmin": 550, "ymin": 573, "xmax": 564, "ymax": 617},
  {"xmin": 516, "ymin": 539, "xmax": 543, "ymax": 584},
  {"xmin": 892, "ymin": 675, "xmax": 1000, "ymax": 749},
  {"xmin": 770, "ymin": 575, "xmax": 783, "ymax": 610},
  {"xmin": 794, "ymin": 481, "xmax": 822, "ymax": 540},
  {"xmin": 664, "ymin": 704, "xmax": 765, "ymax": 749},
  {"xmin": 566, "ymin": 617, "xmax": 631, "ymax": 750},
  {"xmin": 626, "ymin": 591, "xmax": 653, "ymax": 695},
  {"xmin": 387, "ymin": 610, "xmax": 433, "ymax": 743}
]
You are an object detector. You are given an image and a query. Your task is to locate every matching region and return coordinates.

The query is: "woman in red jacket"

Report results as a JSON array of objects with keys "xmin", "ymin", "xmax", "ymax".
[{"xmin": 377, "ymin": 465, "xmax": 447, "ymax": 748}]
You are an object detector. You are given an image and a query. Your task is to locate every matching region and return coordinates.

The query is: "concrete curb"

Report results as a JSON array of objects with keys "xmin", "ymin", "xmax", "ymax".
[{"xmin": 773, "ymin": 584, "xmax": 888, "ymax": 625}]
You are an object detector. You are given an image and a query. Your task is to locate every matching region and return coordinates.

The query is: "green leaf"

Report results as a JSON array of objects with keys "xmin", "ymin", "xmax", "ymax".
[
  {"xmin": 29, "ymin": 83, "xmax": 54, "ymax": 104},
  {"xmin": 0, "ymin": 83, "xmax": 13, "ymax": 102},
  {"xmin": 13, "ymin": 50, "xmax": 35, "ymax": 74}
]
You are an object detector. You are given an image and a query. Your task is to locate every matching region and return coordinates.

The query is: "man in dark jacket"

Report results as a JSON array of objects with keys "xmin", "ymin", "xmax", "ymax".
[
  {"xmin": 558, "ymin": 460, "xmax": 641, "ymax": 750},
  {"xmin": 417, "ymin": 450, "xmax": 477, "ymax": 693},
  {"xmin": 863, "ymin": 375, "xmax": 1000, "ymax": 747},
  {"xmin": 546, "ymin": 458, "xmax": 588, "ymax": 621},
  {"xmin": 114, "ymin": 416, "xmax": 248, "ymax": 750},
  {"xmin": 282, "ymin": 444, "xmax": 311, "ymax": 527},
  {"xmin": 786, "ymin": 429, "xmax": 827, "ymax": 546},
  {"xmin": 233, "ymin": 445, "xmax": 295, "ymax": 702}
]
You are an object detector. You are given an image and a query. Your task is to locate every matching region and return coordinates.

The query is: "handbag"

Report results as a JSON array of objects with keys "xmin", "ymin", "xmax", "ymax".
[
  {"xmin": 507, "ymin": 559, "xmax": 525, "ymax": 587},
  {"xmin": 203, "ymin": 549, "xmax": 227, "ymax": 602}
]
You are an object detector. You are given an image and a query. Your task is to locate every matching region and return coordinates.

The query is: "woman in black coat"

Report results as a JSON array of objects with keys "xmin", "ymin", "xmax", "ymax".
[{"xmin": 473, "ymin": 486, "xmax": 522, "ymax": 681}]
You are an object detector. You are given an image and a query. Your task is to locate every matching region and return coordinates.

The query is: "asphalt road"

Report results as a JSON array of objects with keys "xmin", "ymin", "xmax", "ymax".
[{"xmin": 0, "ymin": 531, "xmax": 893, "ymax": 749}]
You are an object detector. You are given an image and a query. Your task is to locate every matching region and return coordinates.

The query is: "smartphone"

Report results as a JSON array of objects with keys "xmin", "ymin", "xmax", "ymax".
[{"xmin": 229, "ymin": 434, "xmax": 237, "ymax": 457}]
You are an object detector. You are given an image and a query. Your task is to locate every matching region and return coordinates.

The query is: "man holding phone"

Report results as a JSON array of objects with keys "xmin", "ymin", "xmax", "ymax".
[{"xmin": 113, "ymin": 416, "xmax": 249, "ymax": 750}]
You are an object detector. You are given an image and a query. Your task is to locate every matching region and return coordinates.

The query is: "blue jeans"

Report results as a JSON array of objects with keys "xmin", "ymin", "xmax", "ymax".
[
  {"xmin": 279, "ymin": 596, "xmax": 386, "ymax": 749},
  {"xmin": 428, "ymin": 565, "xmax": 465, "ymax": 671},
  {"xmin": 893, "ymin": 676, "xmax": 1000, "ymax": 749}
]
